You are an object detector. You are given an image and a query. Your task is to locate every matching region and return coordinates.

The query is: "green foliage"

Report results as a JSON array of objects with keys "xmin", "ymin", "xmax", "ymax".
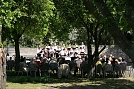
[
  {"xmin": 104, "ymin": 0, "xmax": 131, "ymax": 32},
  {"xmin": 50, "ymin": 0, "xmax": 90, "ymax": 43},
  {"xmin": 1, "ymin": 0, "xmax": 55, "ymax": 42},
  {"xmin": 14, "ymin": 76, "xmax": 50, "ymax": 83},
  {"xmin": 7, "ymin": 74, "xmax": 50, "ymax": 83},
  {"xmin": 0, "ymin": 43, "xmax": 3, "ymax": 48},
  {"xmin": 52, "ymin": 0, "xmax": 113, "ymax": 45},
  {"xmin": 7, "ymin": 71, "xmax": 50, "ymax": 83},
  {"xmin": 1, "ymin": 0, "xmax": 56, "ymax": 71},
  {"xmin": 7, "ymin": 71, "xmax": 17, "ymax": 76}
]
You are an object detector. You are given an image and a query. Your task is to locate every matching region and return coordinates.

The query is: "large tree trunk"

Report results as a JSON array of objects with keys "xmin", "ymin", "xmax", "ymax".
[
  {"xmin": 86, "ymin": 26, "xmax": 95, "ymax": 79},
  {"xmin": 83, "ymin": 0, "xmax": 134, "ymax": 63},
  {"xmin": 0, "ymin": 49, "xmax": 6, "ymax": 89},
  {"xmin": 0, "ymin": 25, "xmax": 6, "ymax": 89},
  {"xmin": 14, "ymin": 38, "xmax": 20, "ymax": 71}
]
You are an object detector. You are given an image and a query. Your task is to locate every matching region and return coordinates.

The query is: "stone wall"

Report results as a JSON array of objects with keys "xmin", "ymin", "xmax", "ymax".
[
  {"xmin": 4, "ymin": 48, "xmax": 36, "ymax": 57},
  {"xmin": 4, "ymin": 45, "xmax": 129, "ymax": 59},
  {"xmin": 93, "ymin": 45, "xmax": 129, "ymax": 59}
]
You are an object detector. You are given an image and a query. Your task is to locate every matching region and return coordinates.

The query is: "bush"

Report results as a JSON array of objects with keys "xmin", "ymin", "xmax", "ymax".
[
  {"xmin": 7, "ymin": 75, "xmax": 50, "ymax": 83},
  {"xmin": 0, "ymin": 43, "xmax": 3, "ymax": 48},
  {"xmin": 6, "ymin": 71, "xmax": 17, "ymax": 76}
]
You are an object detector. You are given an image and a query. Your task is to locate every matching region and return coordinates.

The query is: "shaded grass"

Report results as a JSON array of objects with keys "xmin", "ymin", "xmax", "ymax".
[
  {"xmin": 6, "ymin": 76, "xmax": 134, "ymax": 89},
  {"xmin": 6, "ymin": 71, "xmax": 134, "ymax": 89}
]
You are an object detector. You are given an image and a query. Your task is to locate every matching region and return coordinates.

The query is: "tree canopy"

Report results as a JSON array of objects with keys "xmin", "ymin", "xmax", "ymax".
[
  {"xmin": 1, "ymin": 0, "xmax": 55, "ymax": 42},
  {"xmin": 1, "ymin": 0, "xmax": 55, "ymax": 70},
  {"xmin": 51, "ymin": 0, "xmax": 134, "ymax": 62}
]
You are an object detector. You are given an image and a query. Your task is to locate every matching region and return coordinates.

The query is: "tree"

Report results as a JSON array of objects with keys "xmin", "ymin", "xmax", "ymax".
[
  {"xmin": 1, "ymin": 0, "xmax": 55, "ymax": 70},
  {"xmin": 52, "ymin": 0, "xmax": 113, "ymax": 78},
  {"xmin": 0, "ymin": 48, "xmax": 6, "ymax": 89},
  {"xmin": 83, "ymin": 0, "xmax": 134, "ymax": 63}
]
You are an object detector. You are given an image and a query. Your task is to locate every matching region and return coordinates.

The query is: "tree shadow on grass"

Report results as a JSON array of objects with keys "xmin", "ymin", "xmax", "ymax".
[
  {"xmin": 7, "ymin": 71, "xmax": 85, "ymax": 84},
  {"xmin": 44, "ymin": 78, "xmax": 134, "ymax": 89},
  {"xmin": 7, "ymin": 75, "xmax": 84, "ymax": 84},
  {"xmin": 6, "ymin": 71, "xmax": 134, "ymax": 88}
]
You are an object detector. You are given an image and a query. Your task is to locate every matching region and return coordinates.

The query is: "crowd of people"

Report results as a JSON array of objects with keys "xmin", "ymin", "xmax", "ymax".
[
  {"xmin": 97, "ymin": 54, "xmax": 127, "ymax": 65},
  {"xmin": 33, "ymin": 42, "xmax": 88, "ymax": 77},
  {"xmin": 95, "ymin": 54, "xmax": 129, "ymax": 77},
  {"xmin": 5, "ymin": 42, "xmax": 132, "ymax": 78}
]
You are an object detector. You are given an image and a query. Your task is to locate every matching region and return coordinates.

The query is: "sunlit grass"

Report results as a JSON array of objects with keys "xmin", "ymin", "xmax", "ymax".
[{"xmin": 6, "ymin": 83, "xmax": 47, "ymax": 89}]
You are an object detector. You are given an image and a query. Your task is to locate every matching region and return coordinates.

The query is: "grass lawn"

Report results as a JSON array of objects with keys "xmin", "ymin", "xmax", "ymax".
[
  {"xmin": 6, "ymin": 83, "xmax": 46, "ymax": 89},
  {"xmin": 6, "ymin": 75, "xmax": 134, "ymax": 89},
  {"xmin": 6, "ymin": 71, "xmax": 134, "ymax": 89}
]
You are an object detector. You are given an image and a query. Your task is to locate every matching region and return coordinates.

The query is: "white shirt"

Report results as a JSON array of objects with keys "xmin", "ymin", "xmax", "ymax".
[
  {"xmin": 80, "ymin": 44, "xmax": 85, "ymax": 49},
  {"xmin": 37, "ymin": 48, "xmax": 41, "ymax": 54},
  {"xmin": 6, "ymin": 56, "xmax": 10, "ymax": 61},
  {"xmin": 80, "ymin": 48, "xmax": 85, "ymax": 53},
  {"xmin": 75, "ymin": 58, "xmax": 83, "ymax": 63},
  {"xmin": 52, "ymin": 46, "xmax": 57, "ymax": 51},
  {"xmin": 60, "ymin": 50, "xmax": 65, "ymax": 56}
]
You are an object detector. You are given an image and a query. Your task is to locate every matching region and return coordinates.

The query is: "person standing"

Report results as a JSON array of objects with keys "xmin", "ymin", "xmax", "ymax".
[
  {"xmin": 80, "ymin": 42, "xmax": 85, "ymax": 50},
  {"xmin": 36, "ymin": 44, "xmax": 42, "ymax": 57},
  {"xmin": 6, "ymin": 53, "xmax": 10, "ymax": 62}
]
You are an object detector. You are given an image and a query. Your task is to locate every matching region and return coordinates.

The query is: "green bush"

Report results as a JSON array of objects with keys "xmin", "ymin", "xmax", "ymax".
[
  {"xmin": 6, "ymin": 71, "xmax": 17, "ymax": 76},
  {"xmin": 7, "ymin": 75, "xmax": 50, "ymax": 83},
  {"xmin": 0, "ymin": 43, "xmax": 3, "ymax": 48},
  {"xmin": 7, "ymin": 71, "xmax": 50, "ymax": 83}
]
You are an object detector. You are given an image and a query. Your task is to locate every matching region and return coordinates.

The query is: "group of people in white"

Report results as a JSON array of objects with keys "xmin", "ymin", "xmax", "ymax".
[{"xmin": 36, "ymin": 42, "xmax": 86, "ymax": 61}]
